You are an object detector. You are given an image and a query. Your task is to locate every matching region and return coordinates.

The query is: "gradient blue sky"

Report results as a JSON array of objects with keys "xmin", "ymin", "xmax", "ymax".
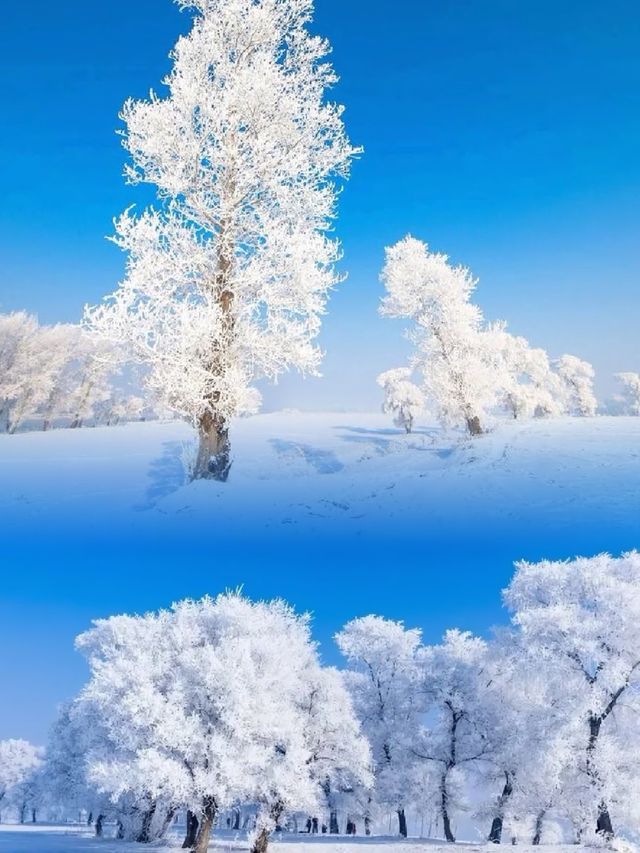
[
  {"xmin": 1, "ymin": 0, "xmax": 639, "ymax": 743},
  {"xmin": 2, "ymin": 0, "xmax": 639, "ymax": 408}
]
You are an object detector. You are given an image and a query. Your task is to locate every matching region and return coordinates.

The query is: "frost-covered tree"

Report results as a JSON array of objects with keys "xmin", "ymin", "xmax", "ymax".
[
  {"xmin": 415, "ymin": 630, "xmax": 493, "ymax": 842},
  {"xmin": 490, "ymin": 327, "xmax": 564, "ymax": 420},
  {"xmin": 0, "ymin": 312, "xmax": 39, "ymax": 433},
  {"xmin": 554, "ymin": 355, "xmax": 597, "ymax": 417},
  {"xmin": 76, "ymin": 593, "xmax": 369, "ymax": 853},
  {"xmin": 85, "ymin": 0, "xmax": 359, "ymax": 481},
  {"xmin": 615, "ymin": 372, "xmax": 640, "ymax": 416},
  {"xmin": 504, "ymin": 551, "xmax": 640, "ymax": 839},
  {"xmin": 377, "ymin": 368, "xmax": 424, "ymax": 433},
  {"xmin": 336, "ymin": 615, "xmax": 422, "ymax": 837},
  {"xmin": 0, "ymin": 740, "xmax": 43, "ymax": 823},
  {"xmin": 379, "ymin": 237, "xmax": 501, "ymax": 437}
]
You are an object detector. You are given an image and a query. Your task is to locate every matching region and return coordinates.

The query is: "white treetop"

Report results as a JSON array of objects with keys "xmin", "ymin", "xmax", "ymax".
[
  {"xmin": 554, "ymin": 354, "xmax": 598, "ymax": 417},
  {"xmin": 85, "ymin": 0, "xmax": 359, "ymax": 480},
  {"xmin": 615, "ymin": 372, "xmax": 640, "ymax": 416},
  {"xmin": 377, "ymin": 367, "xmax": 425, "ymax": 433},
  {"xmin": 379, "ymin": 236, "xmax": 501, "ymax": 436}
]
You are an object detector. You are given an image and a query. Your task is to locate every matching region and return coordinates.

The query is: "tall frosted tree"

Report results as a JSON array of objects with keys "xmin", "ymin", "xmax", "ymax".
[{"xmin": 86, "ymin": 0, "xmax": 359, "ymax": 480}]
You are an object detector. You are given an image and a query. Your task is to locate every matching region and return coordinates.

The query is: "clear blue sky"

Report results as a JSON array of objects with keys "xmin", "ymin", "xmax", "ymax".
[{"xmin": 1, "ymin": 0, "xmax": 639, "ymax": 743}]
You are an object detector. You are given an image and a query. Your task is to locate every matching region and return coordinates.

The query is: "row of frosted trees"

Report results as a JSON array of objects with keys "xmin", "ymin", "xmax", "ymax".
[
  {"xmin": 376, "ymin": 237, "xmax": 640, "ymax": 435},
  {"xmin": 2, "ymin": 552, "xmax": 640, "ymax": 848},
  {"xmin": 0, "ymin": 312, "xmax": 153, "ymax": 433}
]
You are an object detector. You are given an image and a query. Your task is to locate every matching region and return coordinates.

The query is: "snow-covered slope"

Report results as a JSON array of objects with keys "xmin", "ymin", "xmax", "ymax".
[{"xmin": 1, "ymin": 413, "xmax": 638, "ymax": 543}]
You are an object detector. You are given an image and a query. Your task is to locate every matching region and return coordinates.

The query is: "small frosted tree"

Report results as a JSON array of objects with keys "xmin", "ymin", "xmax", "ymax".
[
  {"xmin": 490, "ymin": 327, "xmax": 564, "ymax": 420},
  {"xmin": 615, "ymin": 372, "xmax": 640, "ymax": 415},
  {"xmin": 86, "ymin": 0, "xmax": 359, "ymax": 481},
  {"xmin": 377, "ymin": 368, "xmax": 424, "ymax": 433},
  {"xmin": 0, "ymin": 740, "xmax": 43, "ymax": 823},
  {"xmin": 379, "ymin": 237, "xmax": 500, "ymax": 437},
  {"xmin": 554, "ymin": 355, "xmax": 597, "ymax": 417}
]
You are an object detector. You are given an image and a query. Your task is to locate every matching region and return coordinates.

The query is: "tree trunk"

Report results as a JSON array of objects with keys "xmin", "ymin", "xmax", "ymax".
[
  {"xmin": 466, "ymin": 415, "xmax": 483, "ymax": 436},
  {"xmin": 194, "ymin": 798, "xmax": 216, "ymax": 853},
  {"xmin": 31, "ymin": 809, "xmax": 37, "ymax": 824},
  {"xmin": 329, "ymin": 810, "xmax": 339, "ymax": 834},
  {"xmin": 596, "ymin": 803, "xmax": 614, "ymax": 839},
  {"xmin": 440, "ymin": 774, "xmax": 455, "ymax": 842},
  {"xmin": 252, "ymin": 828, "xmax": 270, "ymax": 853},
  {"xmin": 532, "ymin": 811, "xmax": 545, "ymax": 845},
  {"xmin": 137, "ymin": 800, "xmax": 157, "ymax": 843},
  {"xmin": 232, "ymin": 809, "xmax": 240, "ymax": 831},
  {"xmin": 364, "ymin": 815, "xmax": 371, "ymax": 836},
  {"xmin": 587, "ymin": 715, "xmax": 614, "ymax": 838},
  {"xmin": 194, "ymin": 411, "xmax": 231, "ymax": 481},
  {"xmin": 95, "ymin": 815, "xmax": 105, "ymax": 838},
  {"xmin": 397, "ymin": 808, "xmax": 407, "ymax": 838},
  {"xmin": 158, "ymin": 807, "xmax": 177, "ymax": 840},
  {"xmin": 183, "ymin": 810, "xmax": 200, "ymax": 849},
  {"xmin": 488, "ymin": 773, "xmax": 514, "ymax": 843}
]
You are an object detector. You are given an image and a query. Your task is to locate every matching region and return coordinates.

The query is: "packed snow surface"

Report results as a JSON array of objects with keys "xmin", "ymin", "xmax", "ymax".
[
  {"xmin": 0, "ymin": 826, "xmax": 609, "ymax": 853},
  {"xmin": 2, "ymin": 413, "xmax": 638, "ymax": 548}
]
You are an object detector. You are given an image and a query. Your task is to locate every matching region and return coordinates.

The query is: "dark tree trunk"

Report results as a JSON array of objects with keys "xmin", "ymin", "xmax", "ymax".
[
  {"xmin": 329, "ymin": 810, "xmax": 339, "ymax": 834},
  {"xmin": 159, "ymin": 807, "xmax": 177, "ymax": 840},
  {"xmin": 364, "ymin": 815, "xmax": 371, "ymax": 836},
  {"xmin": 183, "ymin": 810, "xmax": 200, "ymax": 849},
  {"xmin": 232, "ymin": 809, "xmax": 240, "ymax": 831},
  {"xmin": 597, "ymin": 803, "xmax": 614, "ymax": 839},
  {"xmin": 31, "ymin": 809, "xmax": 37, "ymax": 824},
  {"xmin": 397, "ymin": 808, "xmax": 407, "ymax": 838},
  {"xmin": 252, "ymin": 828, "xmax": 270, "ymax": 853},
  {"xmin": 466, "ymin": 415, "xmax": 483, "ymax": 436},
  {"xmin": 87, "ymin": 812, "xmax": 93, "ymax": 826},
  {"xmin": 194, "ymin": 412, "xmax": 231, "ymax": 481},
  {"xmin": 194, "ymin": 798, "xmax": 216, "ymax": 853},
  {"xmin": 440, "ymin": 774, "xmax": 455, "ymax": 842},
  {"xmin": 117, "ymin": 821, "xmax": 125, "ymax": 840},
  {"xmin": 488, "ymin": 773, "xmax": 514, "ymax": 843},
  {"xmin": 532, "ymin": 811, "xmax": 545, "ymax": 845},
  {"xmin": 95, "ymin": 814, "xmax": 105, "ymax": 838},
  {"xmin": 19, "ymin": 803, "xmax": 26, "ymax": 824},
  {"xmin": 587, "ymin": 715, "xmax": 615, "ymax": 838},
  {"xmin": 137, "ymin": 800, "xmax": 157, "ymax": 843}
]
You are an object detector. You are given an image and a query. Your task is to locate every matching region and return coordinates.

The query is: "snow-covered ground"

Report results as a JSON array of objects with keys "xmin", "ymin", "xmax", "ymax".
[
  {"xmin": 1, "ymin": 412, "xmax": 638, "ymax": 546},
  {"xmin": 0, "ymin": 826, "xmax": 604, "ymax": 853}
]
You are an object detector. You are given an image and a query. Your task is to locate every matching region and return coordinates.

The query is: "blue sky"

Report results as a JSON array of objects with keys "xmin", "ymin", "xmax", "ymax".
[{"xmin": 1, "ymin": 0, "xmax": 640, "ymax": 743}]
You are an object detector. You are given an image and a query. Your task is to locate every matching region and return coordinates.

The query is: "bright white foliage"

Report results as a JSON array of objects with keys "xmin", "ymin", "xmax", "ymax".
[
  {"xmin": 615, "ymin": 372, "xmax": 640, "ymax": 416},
  {"xmin": 0, "ymin": 313, "xmax": 144, "ymax": 432},
  {"xmin": 376, "ymin": 368, "xmax": 425, "ymax": 433},
  {"xmin": 74, "ymin": 593, "xmax": 370, "ymax": 843},
  {"xmin": 504, "ymin": 551, "xmax": 640, "ymax": 837},
  {"xmin": 379, "ymin": 237, "xmax": 504, "ymax": 435},
  {"xmin": 86, "ymin": 0, "xmax": 359, "ymax": 429},
  {"xmin": 336, "ymin": 616, "xmax": 422, "ymax": 821},
  {"xmin": 555, "ymin": 354, "xmax": 598, "ymax": 417},
  {"xmin": 490, "ymin": 325, "xmax": 565, "ymax": 420},
  {"xmin": 0, "ymin": 739, "xmax": 43, "ymax": 817}
]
